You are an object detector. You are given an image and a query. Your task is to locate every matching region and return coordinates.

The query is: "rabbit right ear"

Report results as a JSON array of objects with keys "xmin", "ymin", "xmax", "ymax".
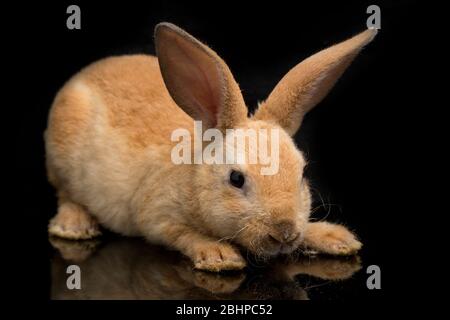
[
  {"xmin": 253, "ymin": 29, "xmax": 377, "ymax": 136},
  {"xmin": 155, "ymin": 23, "xmax": 247, "ymax": 131}
]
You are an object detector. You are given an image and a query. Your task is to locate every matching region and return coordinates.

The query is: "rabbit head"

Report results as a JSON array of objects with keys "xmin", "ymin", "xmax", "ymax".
[{"xmin": 155, "ymin": 23, "xmax": 376, "ymax": 258}]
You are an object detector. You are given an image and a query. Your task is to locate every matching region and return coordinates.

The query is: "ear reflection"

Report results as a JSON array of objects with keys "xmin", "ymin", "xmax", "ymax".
[{"xmin": 50, "ymin": 236, "xmax": 361, "ymax": 300}]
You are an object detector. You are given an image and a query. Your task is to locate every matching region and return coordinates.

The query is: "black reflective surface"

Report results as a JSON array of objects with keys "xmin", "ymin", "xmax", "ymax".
[
  {"xmin": 50, "ymin": 235, "xmax": 365, "ymax": 300},
  {"xmin": 14, "ymin": 0, "xmax": 425, "ymax": 302}
]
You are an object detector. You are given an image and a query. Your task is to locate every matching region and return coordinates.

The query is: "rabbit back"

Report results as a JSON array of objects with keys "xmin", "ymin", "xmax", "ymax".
[{"xmin": 45, "ymin": 54, "xmax": 192, "ymax": 235}]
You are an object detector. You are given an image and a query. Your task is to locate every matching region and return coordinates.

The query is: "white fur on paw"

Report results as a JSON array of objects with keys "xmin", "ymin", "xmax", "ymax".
[
  {"xmin": 48, "ymin": 222, "xmax": 101, "ymax": 240},
  {"xmin": 48, "ymin": 213, "xmax": 101, "ymax": 240},
  {"xmin": 306, "ymin": 224, "xmax": 362, "ymax": 256},
  {"xmin": 325, "ymin": 236, "xmax": 362, "ymax": 255}
]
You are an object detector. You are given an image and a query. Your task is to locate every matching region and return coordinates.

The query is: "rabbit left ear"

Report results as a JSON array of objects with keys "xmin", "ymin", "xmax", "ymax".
[
  {"xmin": 155, "ymin": 22, "xmax": 247, "ymax": 131},
  {"xmin": 253, "ymin": 29, "xmax": 377, "ymax": 136}
]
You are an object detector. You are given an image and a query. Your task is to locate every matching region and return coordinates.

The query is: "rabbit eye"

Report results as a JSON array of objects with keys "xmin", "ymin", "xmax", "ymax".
[{"xmin": 229, "ymin": 170, "xmax": 245, "ymax": 189}]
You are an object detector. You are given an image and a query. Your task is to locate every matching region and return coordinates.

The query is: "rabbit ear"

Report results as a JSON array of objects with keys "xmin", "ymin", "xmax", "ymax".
[
  {"xmin": 155, "ymin": 22, "xmax": 247, "ymax": 130},
  {"xmin": 253, "ymin": 29, "xmax": 377, "ymax": 136}
]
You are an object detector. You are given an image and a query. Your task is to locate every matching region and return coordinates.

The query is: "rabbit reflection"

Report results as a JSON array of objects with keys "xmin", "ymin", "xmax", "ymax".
[{"xmin": 50, "ymin": 236, "xmax": 361, "ymax": 300}]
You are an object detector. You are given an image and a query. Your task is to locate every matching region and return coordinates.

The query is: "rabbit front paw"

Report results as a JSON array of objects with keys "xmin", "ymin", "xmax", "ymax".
[
  {"xmin": 192, "ymin": 242, "xmax": 246, "ymax": 272},
  {"xmin": 48, "ymin": 201, "xmax": 102, "ymax": 240},
  {"xmin": 303, "ymin": 222, "xmax": 362, "ymax": 256}
]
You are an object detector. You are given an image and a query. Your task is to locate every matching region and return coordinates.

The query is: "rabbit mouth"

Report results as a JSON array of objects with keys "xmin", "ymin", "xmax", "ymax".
[{"xmin": 256, "ymin": 233, "xmax": 304, "ymax": 257}]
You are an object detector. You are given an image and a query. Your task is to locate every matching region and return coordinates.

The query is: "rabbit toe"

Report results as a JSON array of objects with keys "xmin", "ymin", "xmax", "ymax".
[{"xmin": 48, "ymin": 202, "xmax": 102, "ymax": 240}]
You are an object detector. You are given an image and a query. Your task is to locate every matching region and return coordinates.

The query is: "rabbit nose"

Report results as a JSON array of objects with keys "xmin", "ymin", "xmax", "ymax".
[
  {"xmin": 268, "ymin": 232, "xmax": 300, "ymax": 245},
  {"xmin": 269, "ymin": 220, "xmax": 300, "ymax": 244}
]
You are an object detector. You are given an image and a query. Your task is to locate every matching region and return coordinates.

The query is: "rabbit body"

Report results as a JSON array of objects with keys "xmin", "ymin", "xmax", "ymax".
[{"xmin": 46, "ymin": 55, "xmax": 194, "ymax": 238}]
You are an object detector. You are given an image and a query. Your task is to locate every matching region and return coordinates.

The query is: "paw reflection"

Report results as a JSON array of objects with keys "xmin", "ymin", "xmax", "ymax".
[
  {"xmin": 191, "ymin": 270, "xmax": 245, "ymax": 294},
  {"xmin": 50, "ymin": 236, "xmax": 362, "ymax": 300},
  {"xmin": 49, "ymin": 236, "xmax": 101, "ymax": 262}
]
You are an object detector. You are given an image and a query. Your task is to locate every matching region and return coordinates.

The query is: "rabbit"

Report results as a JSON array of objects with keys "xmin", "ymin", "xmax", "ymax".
[{"xmin": 45, "ymin": 22, "xmax": 377, "ymax": 272}]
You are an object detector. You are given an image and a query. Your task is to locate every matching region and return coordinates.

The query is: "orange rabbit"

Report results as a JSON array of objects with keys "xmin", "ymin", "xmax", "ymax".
[{"xmin": 46, "ymin": 23, "xmax": 376, "ymax": 271}]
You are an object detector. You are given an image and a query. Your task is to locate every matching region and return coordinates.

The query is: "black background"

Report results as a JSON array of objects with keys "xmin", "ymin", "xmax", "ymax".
[{"xmin": 12, "ymin": 0, "xmax": 425, "ymax": 304}]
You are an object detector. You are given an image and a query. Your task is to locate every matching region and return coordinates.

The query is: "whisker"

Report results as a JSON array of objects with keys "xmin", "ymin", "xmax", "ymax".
[{"xmin": 217, "ymin": 224, "xmax": 249, "ymax": 243}]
